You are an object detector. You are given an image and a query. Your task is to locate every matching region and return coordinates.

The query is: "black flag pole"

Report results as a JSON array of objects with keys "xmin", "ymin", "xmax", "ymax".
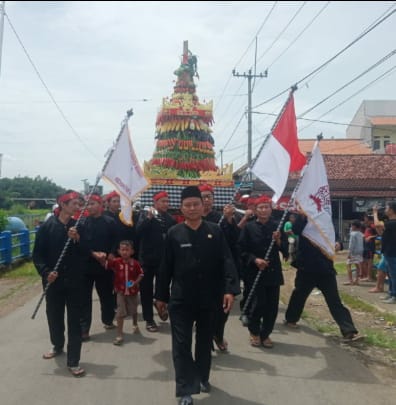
[
  {"xmin": 31, "ymin": 110, "xmax": 134, "ymax": 319},
  {"xmin": 240, "ymin": 133, "xmax": 323, "ymax": 323}
]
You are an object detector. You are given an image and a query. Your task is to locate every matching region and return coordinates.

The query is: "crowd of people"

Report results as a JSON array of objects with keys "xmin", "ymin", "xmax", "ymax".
[{"xmin": 32, "ymin": 187, "xmax": 396, "ymax": 405}]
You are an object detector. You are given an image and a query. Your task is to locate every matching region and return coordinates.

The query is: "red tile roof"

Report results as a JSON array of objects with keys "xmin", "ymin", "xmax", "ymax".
[
  {"xmin": 370, "ymin": 117, "xmax": 396, "ymax": 126},
  {"xmin": 298, "ymin": 139, "xmax": 372, "ymax": 154}
]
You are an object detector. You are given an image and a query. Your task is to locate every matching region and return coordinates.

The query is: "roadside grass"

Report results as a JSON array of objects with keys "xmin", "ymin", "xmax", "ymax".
[{"xmin": 0, "ymin": 261, "xmax": 39, "ymax": 280}]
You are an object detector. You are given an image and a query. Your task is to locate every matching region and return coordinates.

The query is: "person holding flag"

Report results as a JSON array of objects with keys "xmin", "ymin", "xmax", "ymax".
[{"xmin": 284, "ymin": 143, "xmax": 360, "ymax": 341}]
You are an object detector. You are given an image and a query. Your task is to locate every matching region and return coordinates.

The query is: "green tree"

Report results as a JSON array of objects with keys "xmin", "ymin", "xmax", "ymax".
[{"xmin": 0, "ymin": 176, "xmax": 66, "ymax": 209}]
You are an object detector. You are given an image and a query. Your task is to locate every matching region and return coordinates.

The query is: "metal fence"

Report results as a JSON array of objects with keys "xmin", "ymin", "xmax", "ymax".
[{"xmin": 0, "ymin": 230, "xmax": 36, "ymax": 265}]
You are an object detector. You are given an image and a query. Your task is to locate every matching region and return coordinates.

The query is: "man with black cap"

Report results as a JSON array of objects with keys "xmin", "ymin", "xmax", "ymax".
[
  {"xmin": 136, "ymin": 190, "xmax": 176, "ymax": 332},
  {"xmin": 155, "ymin": 186, "xmax": 240, "ymax": 405}
]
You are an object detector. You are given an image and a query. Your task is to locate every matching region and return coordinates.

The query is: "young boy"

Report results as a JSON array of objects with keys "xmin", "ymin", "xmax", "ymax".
[
  {"xmin": 105, "ymin": 240, "xmax": 144, "ymax": 345},
  {"xmin": 344, "ymin": 220, "xmax": 364, "ymax": 285}
]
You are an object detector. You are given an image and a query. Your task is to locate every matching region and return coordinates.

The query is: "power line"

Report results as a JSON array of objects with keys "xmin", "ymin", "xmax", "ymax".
[
  {"xmin": 299, "ymin": 65, "xmax": 396, "ymax": 133},
  {"xmin": 253, "ymin": 7, "xmax": 396, "ymax": 109},
  {"xmin": 267, "ymin": 1, "xmax": 331, "ymax": 69},
  {"xmin": 214, "ymin": 2, "xmax": 277, "ymax": 113},
  {"xmin": 4, "ymin": 12, "xmax": 100, "ymax": 162},
  {"xmin": 298, "ymin": 49, "xmax": 396, "ymax": 117},
  {"xmin": 254, "ymin": 1, "xmax": 307, "ymax": 68}
]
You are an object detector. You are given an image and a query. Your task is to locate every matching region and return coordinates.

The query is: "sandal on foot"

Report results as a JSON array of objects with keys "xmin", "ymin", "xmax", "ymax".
[
  {"xmin": 262, "ymin": 337, "xmax": 274, "ymax": 348},
  {"xmin": 250, "ymin": 334, "xmax": 261, "ymax": 347},
  {"xmin": 214, "ymin": 337, "xmax": 228, "ymax": 352},
  {"xmin": 132, "ymin": 325, "xmax": 140, "ymax": 334},
  {"xmin": 42, "ymin": 348, "xmax": 63, "ymax": 359},
  {"xmin": 68, "ymin": 366, "xmax": 85, "ymax": 378},
  {"xmin": 113, "ymin": 337, "xmax": 124, "ymax": 346},
  {"xmin": 284, "ymin": 320, "xmax": 299, "ymax": 329}
]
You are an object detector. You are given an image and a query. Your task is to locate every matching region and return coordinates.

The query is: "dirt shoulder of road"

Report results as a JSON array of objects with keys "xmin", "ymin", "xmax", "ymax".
[
  {"xmin": 0, "ymin": 277, "xmax": 42, "ymax": 318},
  {"xmin": 280, "ymin": 253, "xmax": 396, "ymax": 385}
]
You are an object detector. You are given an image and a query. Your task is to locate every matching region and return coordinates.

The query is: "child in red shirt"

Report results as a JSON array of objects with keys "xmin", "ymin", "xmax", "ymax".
[{"xmin": 105, "ymin": 240, "xmax": 144, "ymax": 345}]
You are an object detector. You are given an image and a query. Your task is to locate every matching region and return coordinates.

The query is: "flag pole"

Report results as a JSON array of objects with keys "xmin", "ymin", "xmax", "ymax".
[
  {"xmin": 241, "ymin": 133, "xmax": 322, "ymax": 322},
  {"xmin": 31, "ymin": 110, "xmax": 134, "ymax": 319},
  {"xmin": 231, "ymin": 86, "xmax": 298, "ymax": 206}
]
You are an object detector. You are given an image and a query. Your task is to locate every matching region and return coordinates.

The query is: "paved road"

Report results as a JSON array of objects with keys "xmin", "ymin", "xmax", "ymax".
[{"xmin": 1, "ymin": 292, "xmax": 395, "ymax": 405}]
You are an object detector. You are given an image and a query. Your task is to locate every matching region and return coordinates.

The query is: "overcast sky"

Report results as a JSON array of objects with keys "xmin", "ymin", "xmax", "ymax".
[{"xmin": 1, "ymin": 1, "xmax": 395, "ymax": 192}]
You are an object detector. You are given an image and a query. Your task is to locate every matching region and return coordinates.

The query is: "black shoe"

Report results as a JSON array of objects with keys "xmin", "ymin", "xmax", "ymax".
[
  {"xmin": 179, "ymin": 395, "xmax": 193, "ymax": 405},
  {"xmin": 81, "ymin": 333, "xmax": 90, "ymax": 342},
  {"xmin": 200, "ymin": 381, "xmax": 211, "ymax": 393}
]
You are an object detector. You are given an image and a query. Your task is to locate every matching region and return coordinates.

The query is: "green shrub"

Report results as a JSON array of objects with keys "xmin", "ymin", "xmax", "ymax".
[{"xmin": 0, "ymin": 210, "xmax": 7, "ymax": 231}]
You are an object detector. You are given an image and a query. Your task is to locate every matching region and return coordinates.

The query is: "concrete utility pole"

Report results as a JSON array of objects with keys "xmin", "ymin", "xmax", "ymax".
[{"xmin": 232, "ymin": 68, "xmax": 267, "ymax": 168}]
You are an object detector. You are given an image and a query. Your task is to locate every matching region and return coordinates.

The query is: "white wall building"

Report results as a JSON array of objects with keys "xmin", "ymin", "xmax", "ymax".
[{"xmin": 346, "ymin": 100, "xmax": 396, "ymax": 153}]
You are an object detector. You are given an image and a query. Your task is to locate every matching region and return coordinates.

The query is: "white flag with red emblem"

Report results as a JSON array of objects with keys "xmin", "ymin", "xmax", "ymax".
[
  {"xmin": 295, "ymin": 143, "xmax": 335, "ymax": 259},
  {"xmin": 102, "ymin": 123, "xmax": 149, "ymax": 225}
]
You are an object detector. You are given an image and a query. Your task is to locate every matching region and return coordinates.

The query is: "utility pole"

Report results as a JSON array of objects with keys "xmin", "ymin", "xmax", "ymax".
[
  {"xmin": 0, "ymin": 1, "xmax": 5, "ymax": 78},
  {"xmin": 219, "ymin": 149, "xmax": 223, "ymax": 174},
  {"xmin": 232, "ymin": 68, "xmax": 267, "ymax": 170}
]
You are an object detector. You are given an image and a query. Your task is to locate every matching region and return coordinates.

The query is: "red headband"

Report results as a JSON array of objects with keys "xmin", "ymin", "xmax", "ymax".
[
  {"xmin": 57, "ymin": 191, "xmax": 80, "ymax": 204},
  {"xmin": 87, "ymin": 194, "xmax": 103, "ymax": 204},
  {"xmin": 153, "ymin": 191, "xmax": 168, "ymax": 201},
  {"xmin": 105, "ymin": 191, "xmax": 119, "ymax": 201},
  {"xmin": 255, "ymin": 195, "xmax": 272, "ymax": 206},
  {"xmin": 198, "ymin": 184, "xmax": 214, "ymax": 194}
]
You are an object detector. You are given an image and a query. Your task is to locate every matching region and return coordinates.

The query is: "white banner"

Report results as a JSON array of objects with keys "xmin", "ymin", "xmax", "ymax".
[
  {"xmin": 295, "ymin": 143, "xmax": 335, "ymax": 259},
  {"xmin": 102, "ymin": 124, "xmax": 149, "ymax": 225}
]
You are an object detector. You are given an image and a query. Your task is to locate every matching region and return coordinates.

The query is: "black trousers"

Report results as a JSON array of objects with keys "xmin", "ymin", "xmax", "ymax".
[
  {"xmin": 285, "ymin": 270, "xmax": 358, "ymax": 337},
  {"xmin": 139, "ymin": 264, "xmax": 157, "ymax": 322},
  {"xmin": 45, "ymin": 278, "xmax": 83, "ymax": 367},
  {"xmin": 213, "ymin": 306, "xmax": 229, "ymax": 342},
  {"xmin": 80, "ymin": 271, "xmax": 115, "ymax": 334},
  {"xmin": 247, "ymin": 282, "xmax": 280, "ymax": 339},
  {"xmin": 169, "ymin": 303, "xmax": 215, "ymax": 397}
]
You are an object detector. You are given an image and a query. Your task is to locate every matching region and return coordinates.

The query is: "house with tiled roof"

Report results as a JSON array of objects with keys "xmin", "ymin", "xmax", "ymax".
[{"xmin": 233, "ymin": 137, "xmax": 396, "ymax": 242}]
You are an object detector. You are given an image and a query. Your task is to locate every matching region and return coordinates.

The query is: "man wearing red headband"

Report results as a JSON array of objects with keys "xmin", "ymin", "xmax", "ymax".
[
  {"xmin": 136, "ymin": 190, "xmax": 176, "ymax": 332},
  {"xmin": 80, "ymin": 193, "xmax": 119, "ymax": 341},
  {"xmin": 33, "ymin": 190, "xmax": 87, "ymax": 377},
  {"xmin": 103, "ymin": 190, "xmax": 138, "ymax": 247},
  {"xmin": 238, "ymin": 195, "xmax": 288, "ymax": 349}
]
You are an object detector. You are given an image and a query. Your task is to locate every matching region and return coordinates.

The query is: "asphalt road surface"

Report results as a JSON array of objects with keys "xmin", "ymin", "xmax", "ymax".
[{"xmin": 1, "ymin": 292, "xmax": 395, "ymax": 405}]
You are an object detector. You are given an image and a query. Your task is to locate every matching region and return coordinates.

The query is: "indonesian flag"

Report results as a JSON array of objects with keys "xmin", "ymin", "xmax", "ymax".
[
  {"xmin": 251, "ymin": 93, "xmax": 306, "ymax": 202},
  {"xmin": 295, "ymin": 143, "xmax": 335, "ymax": 259},
  {"xmin": 102, "ymin": 123, "xmax": 149, "ymax": 225}
]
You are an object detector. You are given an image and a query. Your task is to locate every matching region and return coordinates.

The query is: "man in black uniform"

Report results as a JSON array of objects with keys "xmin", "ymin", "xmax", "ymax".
[
  {"xmin": 284, "ymin": 214, "xmax": 360, "ymax": 340},
  {"xmin": 136, "ymin": 191, "xmax": 176, "ymax": 332},
  {"xmin": 80, "ymin": 193, "xmax": 119, "ymax": 340},
  {"xmin": 33, "ymin": 190, "xmax": 88, "ymax": 377},
  {"xmin": 155, "ymin": 186, "xmax": 240, "ymax": 405}
]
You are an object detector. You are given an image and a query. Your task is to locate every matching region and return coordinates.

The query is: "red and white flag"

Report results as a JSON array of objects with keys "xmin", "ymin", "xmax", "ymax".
[
  {"xmin": 295, "ymin": 142, "xmax": 335, "ymax": 259},
  {"xmin": 102, "ymin": 123, "xmax": 149, "ymax": 225},
  {"xmin": 251, "ymin": 93, "xmax": 306, "ymax": 202}
]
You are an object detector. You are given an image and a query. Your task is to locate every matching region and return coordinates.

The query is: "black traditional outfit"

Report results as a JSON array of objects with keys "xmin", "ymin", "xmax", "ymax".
[
  {"xmin": 80, "ymin": 213, "xmax": 118, "ymax": 334},
  {"xmin": 285, "ymin": 215, "xmax": 358, "ymax": 337},
  {"xmin": 155, "ymin": 219, "xmax": 240, "ymax": 398},
  {"xmin": 33, "ymin": 214, "xmax": 88, "ymax": 368},
  {"xmin": 238, "ymin": 216, "xmax": 286, "ymax": 341}
]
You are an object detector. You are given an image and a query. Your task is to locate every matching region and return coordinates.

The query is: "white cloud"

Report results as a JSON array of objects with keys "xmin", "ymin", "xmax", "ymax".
[{"xmin": 0, "ymin": 1, "xmax": 395, "ymax": 191}]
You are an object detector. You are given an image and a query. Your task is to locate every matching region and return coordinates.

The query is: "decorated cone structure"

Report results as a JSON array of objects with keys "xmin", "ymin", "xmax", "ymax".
[{"xmin": 142, "ymin": 41, "xmax": 234, "ymax": 208}]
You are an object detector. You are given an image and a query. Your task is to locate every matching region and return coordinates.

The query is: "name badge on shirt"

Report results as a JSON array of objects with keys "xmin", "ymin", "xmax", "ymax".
[{"xmin": 180, "ymin": 243, "xmax": 192, "ymax": 248}]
